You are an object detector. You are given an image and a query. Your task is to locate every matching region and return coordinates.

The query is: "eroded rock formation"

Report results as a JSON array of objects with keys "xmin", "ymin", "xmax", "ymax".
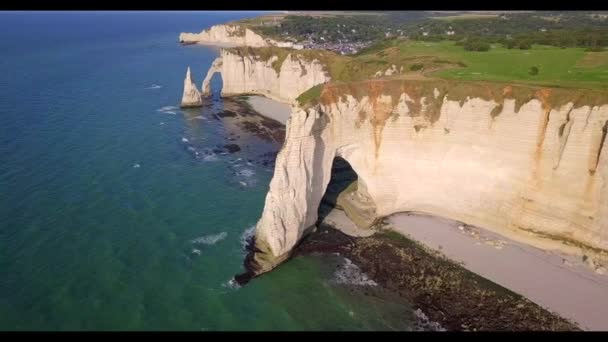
[
  {"xmin": 180, "ymin": 66, "xmax": 202, "ymax": 108},
  {"xmin": 179, "ymin": 24, "xmax": 304, "ymax": 49},
  {"xmin": 201, "ymin": 58, "xmax": 223, "ymax": 96},
  {"xmin": 201, "ymin": 49, "xmax": 331, "ymax": 104},
  {"xmin": 248, "ymin": 79, "xmax": 608, "ymax": 275},
  {"xmin": 179, "ymin": 24, "xmax": 269, "ymax": 47}
]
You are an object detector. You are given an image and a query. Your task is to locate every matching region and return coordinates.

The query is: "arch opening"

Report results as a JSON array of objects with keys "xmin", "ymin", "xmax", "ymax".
[
  {"xmin": 317, "ymin": 156, "xmax": 378, "ymax": 231},
  {"xmin": 208, "ymin": 72, "xmax": 223, "ymax": 100}
]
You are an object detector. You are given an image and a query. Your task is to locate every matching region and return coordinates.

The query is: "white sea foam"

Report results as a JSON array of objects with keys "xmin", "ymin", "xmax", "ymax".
[
  {"xmin": 240, "ymin": 225, "xmax": 256, "ymax": 251},
  {"xmin": 413, "ymin": 308, "xmax": 446, "ymax": 331},
  {"xmin": 236, "ymin": 169, "xmax": 255, "ymax": 178},
  {"xmin": 191, "ymin": 232, "xmax": 227, "ymax": 245},
  {"xmin": 203, "ymin": 154, "xmax": 218, "ymax": 162},
  {"xmin": 158, "ymin": 106, "xmax": 177, "ymax": 112},
  {"xmin": 221, "ymin": 278, "xmax": 241, "ymax": 290},
  {"xmin": 182, "ymin": 137, "xmax": 189, "ymax": 143},
  {"xmin": 239, "ymin": 181, "xmax": 247, "ymax": 187},
  {"xmin": 157, "ymin": 106, "xmax": 178, "ymax": 115},
  {"xmin": 191, "ymin": 248, "xmax": 202, "ymax": 256},
  {"xmin": 146, "ymin": 84, "xmax": 162, "ymax": 89},
  {"xmin": 133, "ymin": 163, "xmax": 141, "ymax": 168},
  {"xmin": 332, "ymin": 258, "xmax": 377, "ymax": 287}
]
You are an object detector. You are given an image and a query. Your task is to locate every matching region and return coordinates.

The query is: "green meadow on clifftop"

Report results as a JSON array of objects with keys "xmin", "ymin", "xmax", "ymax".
[
  {"xmin": 289, "ymin": 39, "xmax": 608, "ymax": 107},
  {"xmin": 356, "ymin": 40, "xmax": 608, "ymax": 90}
]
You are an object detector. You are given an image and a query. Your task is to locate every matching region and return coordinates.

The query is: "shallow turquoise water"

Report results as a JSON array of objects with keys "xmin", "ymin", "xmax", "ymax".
[{"xmin": 0, "ymin": 11, "xmax": 414, "ymax": 330}]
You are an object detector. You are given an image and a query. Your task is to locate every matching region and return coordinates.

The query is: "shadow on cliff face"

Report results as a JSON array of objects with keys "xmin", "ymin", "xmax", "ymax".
[{"xmin": 318, "ymin": 157, "xmax": 358, "ymax": 223}]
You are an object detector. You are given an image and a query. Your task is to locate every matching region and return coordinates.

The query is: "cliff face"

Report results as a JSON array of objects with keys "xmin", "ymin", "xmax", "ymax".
[
  {"xmin": 179, "ymin": 24, "xmax": 304, "ymax": 49},
  {"xmin": 179, "ymin": 24, "xmax": 269, "ymax": 47},
  {"xmin": 180, "ymin": 66, "xmax": 202, "ymax": 108},
  {"xmin": 249, "ymin": 79, "xmax": 608, "ymax": 274},
  {"xmin": 202, "ymin": 49, "xmax": 331, "ymax": 104}
]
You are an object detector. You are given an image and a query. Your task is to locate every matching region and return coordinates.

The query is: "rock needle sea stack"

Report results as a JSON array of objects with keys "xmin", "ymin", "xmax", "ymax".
[{"xmin": 180, "ymin": 66, "xmax": 203, "ymax": 108}]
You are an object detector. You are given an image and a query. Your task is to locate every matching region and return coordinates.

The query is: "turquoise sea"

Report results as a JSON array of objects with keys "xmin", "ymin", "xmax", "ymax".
[{"xmin": 0, "ymin": 11, "xmax": 414, "ymax": 330}]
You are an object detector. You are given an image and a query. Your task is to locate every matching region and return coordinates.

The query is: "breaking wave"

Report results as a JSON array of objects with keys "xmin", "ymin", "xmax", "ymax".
[
  {"xmin": 203, "ymin": 154, "xmax": 218, "ymax": 162},
  {"xmin": 158, "ymin": 106, "xmax": 177, "ymax": 111},
  {"xmin": 157, "ymin": 106, "xmax": 178, "ymax": 115},
  {"xmin": 332, "ymin": 258, "xmax": 377, "ymax": 287},
  {"xmin": 236, "ymin": 169, "xmax": 255, "ymax": 178},
  {"xmin": 221, "ymin": 278, "xmax": 241, "ymax": 290},
  {"xmin": 146, "ymin": 84, "xmax": 162, "ymax": 89},
  {"xmin": 191, "ymin": 116, "xmax": 206, "ymax": 121},
  {"xmin": 240, "ymin": 225, "xmax": 256, "ymax": 251},
  {"xmin": 413, "ymin": 308, "xmax": 446, "ymax": 331},
  {"xmin": 191, "ymin": 232, "xmax": 227, "ymax": 245}
]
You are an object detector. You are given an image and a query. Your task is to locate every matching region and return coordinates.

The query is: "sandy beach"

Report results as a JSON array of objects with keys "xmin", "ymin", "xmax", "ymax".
[
  {"xmin": 245, "ymin": 95, "xmax": 292, "ymax": 125},
  {"xmin": 321, "ymin": 209, "xmax": 608, "ymax": 330}
]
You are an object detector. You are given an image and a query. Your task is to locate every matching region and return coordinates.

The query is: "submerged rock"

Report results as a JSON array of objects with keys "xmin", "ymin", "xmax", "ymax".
[{"xmin": 224, "ymin": 144, "xmax": 241, "ymax": 153}]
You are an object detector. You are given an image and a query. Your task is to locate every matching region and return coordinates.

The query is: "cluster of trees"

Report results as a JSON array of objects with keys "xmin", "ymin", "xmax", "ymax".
[
  {"xmin": 529, "ymin": 66, "xmax": 540, "ymax": 76},
  {"xmin": 409, "ymin": 12, "xmax": 608, "ymax": 50},
  {"xmin": 462, "ymin": 39, "xmax": 491, "ymax": 51},
  {"xmin": 412, "ymin": 28, "xmax": 607, "ymax": 51},
  {"xmin": 509, "ymin": 29, "xmax": 608, "ymax": 49},
  {"xmin": 502, "ymin": 39, "xmax": 532, "ymax": 49}
]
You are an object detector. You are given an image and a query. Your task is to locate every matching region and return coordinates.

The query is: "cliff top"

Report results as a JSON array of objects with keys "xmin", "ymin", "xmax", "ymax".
[
  {"xmin": 308, "ymin": 78, "xmax": 608, "ymax": 117},
  {"xmin": 225, "ymin": 46, "xmax": 342, "ymax": 75},
  {"xmin": 226, "ymin": 39, "xmax": 608, "ymax": 93}
]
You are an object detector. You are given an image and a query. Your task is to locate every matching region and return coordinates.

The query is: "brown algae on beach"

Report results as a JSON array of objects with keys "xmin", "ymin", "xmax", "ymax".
[{"xmin": 296, "ymin": 222, "xmax": 580, "ymax": 331}]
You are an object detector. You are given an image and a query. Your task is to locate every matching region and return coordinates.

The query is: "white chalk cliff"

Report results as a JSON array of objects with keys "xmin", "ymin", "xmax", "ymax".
[
  {"xmin": 180, "ymin": 66, "xmax": 202, "ymax": 108},
  {"xmin": 180, "ymin": 24, "xmax": 303, "ymax": 49},
  {"xmin": 201, "ymin": 49, "xmax": 331, "ymax": 104},
  {"xmin": 248, "ymin": 80, "xmax": 608, "ymax": 274},
  {"xmin": 178, "ymin": 24, "xmax": 270, "ymax": 47}
]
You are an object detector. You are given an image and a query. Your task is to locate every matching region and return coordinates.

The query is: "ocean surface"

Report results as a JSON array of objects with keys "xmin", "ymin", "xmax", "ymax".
[{"xmin": 0, "ymin": 11, "xmax": 414, "ymax": 330}]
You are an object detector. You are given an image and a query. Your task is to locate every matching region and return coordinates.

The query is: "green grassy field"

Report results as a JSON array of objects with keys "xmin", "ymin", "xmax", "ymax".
[
  {"xmin": 355, "ymin": 40, "xmax": 608, "ymax": 90},
  {"xmin": 417, "ymin": 42, "xmax": 608, "ymax": 89}
]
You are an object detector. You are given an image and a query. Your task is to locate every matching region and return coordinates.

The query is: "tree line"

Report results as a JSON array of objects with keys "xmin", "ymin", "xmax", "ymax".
[{"xmin": 254, "ymin": 12, "xmax": 608, "ymax": 51}]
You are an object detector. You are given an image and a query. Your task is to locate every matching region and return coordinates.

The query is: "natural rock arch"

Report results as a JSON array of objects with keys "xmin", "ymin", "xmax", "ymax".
[
  {"xmin": 245, "ymin": 82, "xmax": 608, "ymax": 278},
  {"xmin": 318, "ymin": 156, "xmax": 378, "ymax": 232},
  {"xmin": 201, "ymin": 57, "xmax": 223, "ymax": 96}
]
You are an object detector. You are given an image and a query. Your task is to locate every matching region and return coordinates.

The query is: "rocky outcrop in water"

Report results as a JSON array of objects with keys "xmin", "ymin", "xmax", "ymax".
[
  {"xmin": 180, "ymin": 66, "xmax": 203, "ymax": 108},
  {"xmin": 248, "ymin": 79, "xmax": 608, "ymax": 275}
]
